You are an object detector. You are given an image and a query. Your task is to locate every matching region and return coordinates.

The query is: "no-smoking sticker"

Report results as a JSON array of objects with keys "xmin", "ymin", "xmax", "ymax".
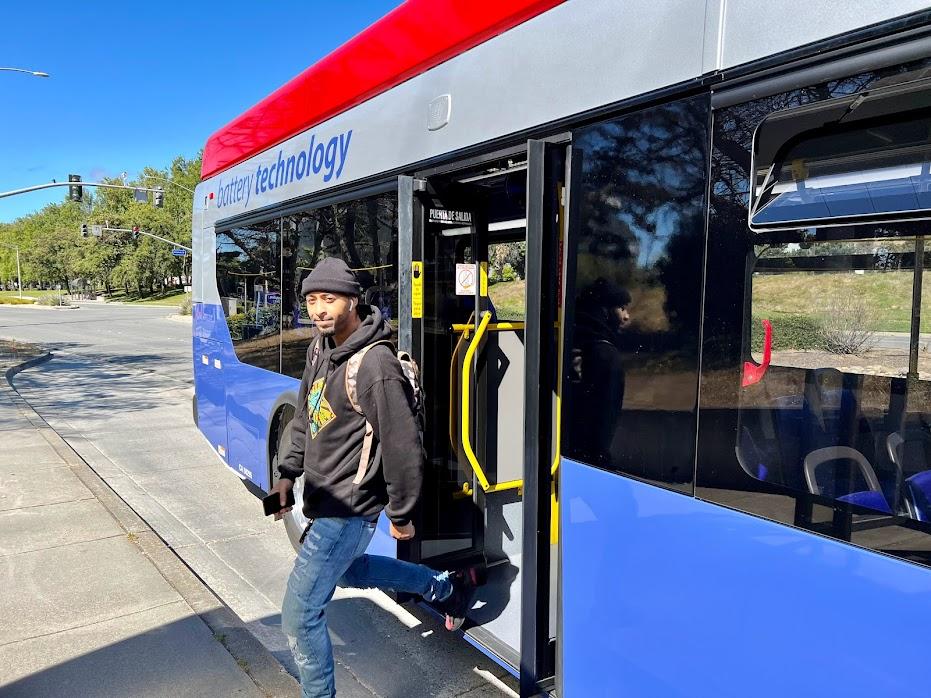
[{"xmin": 456, "ymin": 263, "xmax": 476, "ymax": 296}]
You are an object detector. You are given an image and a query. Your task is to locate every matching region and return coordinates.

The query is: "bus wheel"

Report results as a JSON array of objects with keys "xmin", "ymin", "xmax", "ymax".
[{"xmin": 271, "ymin": 408, "xmax": 308, "ymax": 552}]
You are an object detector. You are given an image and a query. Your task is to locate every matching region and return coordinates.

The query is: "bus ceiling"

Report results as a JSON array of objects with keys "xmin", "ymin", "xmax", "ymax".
[{"xmin": 749, "ymin": 75, "xmax": 931, "ymax": 232}]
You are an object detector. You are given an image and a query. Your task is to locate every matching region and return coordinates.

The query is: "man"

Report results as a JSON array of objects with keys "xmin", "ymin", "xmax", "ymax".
[
  {"xmin": 569, "ymin": 278, "xmax": 631, "ymax": 468},
  {"xmin": 268, "ymin": 257, "xmax": 473, "ymax": 698}
]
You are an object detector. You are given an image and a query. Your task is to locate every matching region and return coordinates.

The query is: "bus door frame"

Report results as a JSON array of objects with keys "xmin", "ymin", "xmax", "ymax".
[{"xmin": 521, "ymin": 138, "xmax": 570, "ymax": 697}]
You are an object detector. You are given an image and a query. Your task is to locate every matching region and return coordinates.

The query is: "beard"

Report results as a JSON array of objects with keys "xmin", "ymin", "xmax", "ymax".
[{"xmin": 315, "ymin": 318, "xmax": 336, "ymax": 336}]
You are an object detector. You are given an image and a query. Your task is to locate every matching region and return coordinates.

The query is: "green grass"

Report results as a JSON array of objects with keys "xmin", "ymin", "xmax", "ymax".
[
  {"xmin": 487, "ymin": 279, "xmax": 525, "ymax": 321},
  {"xmin": 0, "ymin": 297, "xmax": 35, "ymax": 305},
  {"xmin": 753, "ymin": 270, "xmax": 931, "ymax": 334},
  {"xmin": 103, "ymin": 289, "xmax": 189, "ymax": 306},
  {"xmin": 0, "ymin": 288, "xmax": 189, "ymax": 307},
  {"xmin": 121, "ymin": 291, "xmax": 189, "ymax": 306},
  {"xmin": 0, "ymin": 290, "xmax": 59, "ymax": 301}
]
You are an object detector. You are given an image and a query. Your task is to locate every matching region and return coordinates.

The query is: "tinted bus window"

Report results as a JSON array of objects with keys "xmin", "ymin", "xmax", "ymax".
[
  {"xmin": 216, "ymin": 219, "xmax": 281, "ymax": 373},
  {"xmin": 281, "ymin": 192, "xmax": 399, "ymax": 378},
  {"xmin": 698, "ymin": 58, "xmax": 931, "ymax": 567},
  {"xmin": 562, "ymin": 95, "xmax": 710, "ymax": 493}
]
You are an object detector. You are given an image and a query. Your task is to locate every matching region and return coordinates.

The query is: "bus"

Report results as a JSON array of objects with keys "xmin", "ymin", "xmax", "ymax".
[{"xmin": 191, "ymin": 1, "xmax": 931, "ymax": 694}]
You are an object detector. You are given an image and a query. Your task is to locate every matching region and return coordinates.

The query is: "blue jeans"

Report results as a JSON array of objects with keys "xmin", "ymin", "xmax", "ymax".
[{"xmin": 281, "ymin": 516, "xmax": 452, "ymax": 698}]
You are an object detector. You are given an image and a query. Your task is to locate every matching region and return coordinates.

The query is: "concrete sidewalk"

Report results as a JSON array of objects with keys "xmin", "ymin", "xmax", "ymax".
[{"xmin": 0, "ymin": 352, "xmax": 299, "ymax": 697}]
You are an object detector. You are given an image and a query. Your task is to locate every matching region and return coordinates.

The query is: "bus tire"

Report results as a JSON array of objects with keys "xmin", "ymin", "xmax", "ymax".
[{"xmin": 270, "ymin": 405, "xmax": 307, "ymax": 552}]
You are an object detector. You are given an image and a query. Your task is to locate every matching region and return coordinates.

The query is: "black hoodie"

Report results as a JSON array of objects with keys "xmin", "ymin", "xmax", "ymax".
[{"xmin": 278, "ymin": 307, "xmax": 422, "ymax": 525}]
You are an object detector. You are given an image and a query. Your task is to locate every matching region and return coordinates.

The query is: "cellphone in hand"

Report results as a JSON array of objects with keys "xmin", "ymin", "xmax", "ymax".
[{"xmin": 263, "ymin": 488, "xmax": 296, "ymax": 516}]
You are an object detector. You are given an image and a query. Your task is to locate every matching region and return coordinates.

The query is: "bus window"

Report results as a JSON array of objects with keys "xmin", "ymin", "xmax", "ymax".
[
  {"xmin": 281, "ymin": 192, "xmax": 399, "ymax": 378},
  {"xmin": 738, "ymin": 238, "xmax": 931, "ymax": 515},
  {"xmin": 699, "ymin": 61, "xmax": 931, "ymax": 563},
  {"xmin": 216, "ymin": 219, "xmax": 282, "ymax": 373},
  {"xmin": 750, "ymin": 78, "xmax": 931, "ymax": 231},
  {"xmin": 562, "ymin": 94, "xmax": 709, "ymax": 492}
]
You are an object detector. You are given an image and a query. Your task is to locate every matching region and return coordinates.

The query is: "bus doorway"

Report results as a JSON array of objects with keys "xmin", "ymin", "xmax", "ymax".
[{"xmin": 400, "ymin": 141, "xmax": 565, "ymax": 690}]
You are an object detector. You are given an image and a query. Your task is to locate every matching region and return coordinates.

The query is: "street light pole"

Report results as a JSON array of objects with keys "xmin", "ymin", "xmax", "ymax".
[
  {"xmin": 0, "ymin": 67, "xmax": 50, "ymax": 78},
  {"xmin": 0, "ymin": 180, "xmax": 163, "ymax": 201},
  {"xmin": 140, "ymin": 175, "xmax": 195, "ymax": 194}
]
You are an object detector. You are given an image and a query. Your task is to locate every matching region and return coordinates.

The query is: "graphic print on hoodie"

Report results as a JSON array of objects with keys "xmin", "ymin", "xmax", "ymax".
[{"xmin": 308, "ymin": 377, "xmax": 336, "ymax": 439}]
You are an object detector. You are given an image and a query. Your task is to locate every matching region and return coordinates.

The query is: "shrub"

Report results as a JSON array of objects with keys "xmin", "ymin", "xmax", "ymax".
[
  {"xmin": 226, "ymin": 312, "xmax": 246, "ymax": 339},
  {"xmin": 501, "ymin": 263, "xmax": 517, "ymax": 282},
  {"xmin": 179, "ymin": 294, "xmax": 193, "ymax": 316},
  {"xmin": 751, "ymin": 314, "xmax": 824, "ymax": 352},
  {"xmin": 819, "ymin": 298, "xmax": 877, "ymax": 354},
  {"xmin": 38, "ymin": 293, "xmax": 70, "ymax": 307}
]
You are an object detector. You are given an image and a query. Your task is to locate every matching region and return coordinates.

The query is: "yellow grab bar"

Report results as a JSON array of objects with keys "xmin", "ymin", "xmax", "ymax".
[
  {"xmin": 459, "ymin": 312, "xmax": 523, "ymax": 495},
  {"xmin": 461, "ymin": 311, "xmax": 493, "ymax": 492},
  {"xmin": 452, "ymin": 321, "xmax": 525, "ymax": 337}
]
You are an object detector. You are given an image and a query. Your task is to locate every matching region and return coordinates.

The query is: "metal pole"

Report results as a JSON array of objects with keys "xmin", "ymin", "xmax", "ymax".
[
  {"xmin": 909, "ymin": 237, "xmax": 925, "ymax": 383},
  {"xmin": 0, "ymin": 67, "xmax": 49, "ymax": 77},
  {"xmin": 140, "ymin": 175, "xmax": 195, "ymax": 194},
  {"xmin": 100, "ymin": 227, "xmax": 191, "ymax": 252},
  {"xmin": 0, "ymin": 181, "xmax": 164, "ymax": 201},
  {"xmin": 15, "ymin": 248, "xmax": 21, "ymax": 299}
]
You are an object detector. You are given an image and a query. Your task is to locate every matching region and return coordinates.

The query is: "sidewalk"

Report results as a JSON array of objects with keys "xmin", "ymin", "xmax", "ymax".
[{"xmin": 0, "ymin": 347, "xmax": 299, "ymax": 697}]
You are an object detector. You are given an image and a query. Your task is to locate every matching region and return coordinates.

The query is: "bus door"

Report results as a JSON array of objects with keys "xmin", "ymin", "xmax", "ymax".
[{"xmin": 398, "ymin": 140, "xmax": 565, "ymax": 692}]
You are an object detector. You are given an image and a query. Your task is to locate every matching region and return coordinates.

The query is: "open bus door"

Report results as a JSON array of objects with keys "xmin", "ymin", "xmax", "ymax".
[{"xmin": 397, "ymin": 139, "xmax": 565, "ymax": 694}]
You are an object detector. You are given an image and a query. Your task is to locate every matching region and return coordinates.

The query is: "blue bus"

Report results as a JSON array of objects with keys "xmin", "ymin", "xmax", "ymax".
[{"xmin": 192, "ymin": 1, "xmax": 931, "ymax": 694}]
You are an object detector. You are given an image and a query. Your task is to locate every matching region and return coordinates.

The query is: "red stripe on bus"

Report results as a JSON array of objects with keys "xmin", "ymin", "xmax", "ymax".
[{"xmin": 201, "ymin": 0, "xmax": 566, "ymax": 179}]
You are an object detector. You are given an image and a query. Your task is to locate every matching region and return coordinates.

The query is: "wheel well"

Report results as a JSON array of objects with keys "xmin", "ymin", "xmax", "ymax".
[{"xmin": 267, "ymin": 398, "xmax": 297, "ymax": 485}]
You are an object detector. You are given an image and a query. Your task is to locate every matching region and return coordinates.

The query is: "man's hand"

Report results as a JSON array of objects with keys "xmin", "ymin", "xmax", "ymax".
[
  {"xmin": 269, "ymin": 478, "xmax": 294, "ymax": 521},
  {"xmin": 390, "ymin": 521, "xmax": 415, "ymax": 540}
]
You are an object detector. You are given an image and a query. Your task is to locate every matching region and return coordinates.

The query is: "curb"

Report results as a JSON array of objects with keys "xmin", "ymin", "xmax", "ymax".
[{"xmin": 5, "ymin": 352, "xmax": 300, "ymax": 698}]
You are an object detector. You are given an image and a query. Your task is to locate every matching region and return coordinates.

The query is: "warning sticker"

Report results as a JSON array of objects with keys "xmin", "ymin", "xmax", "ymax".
[
  {"xmin": 456, "ymin": 263, "xmax": 476, "ymax": 296},
  {"xmin": 411, "ymin": 261, "xmax": 423, "ymax": 318}
]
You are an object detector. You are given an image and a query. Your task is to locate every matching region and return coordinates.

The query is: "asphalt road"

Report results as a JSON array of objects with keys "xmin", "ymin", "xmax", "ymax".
[{"xmin": 0, "ymin": 303, "xmax": 517, "ymax": 698}]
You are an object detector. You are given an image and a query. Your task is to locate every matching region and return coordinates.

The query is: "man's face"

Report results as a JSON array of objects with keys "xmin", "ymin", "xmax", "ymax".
[
  {"xmin": 306, "ymin": 291, "xmax": 354, "ymax": 336},
  {"xmin": 612, "ymin": 305, "xmax": 631, "ymax": 329}
]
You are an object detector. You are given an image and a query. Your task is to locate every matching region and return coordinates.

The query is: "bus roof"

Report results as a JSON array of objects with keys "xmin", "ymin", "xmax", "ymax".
[{"xmin": 200, "ymin": 0, "xmax": 564, "ymax": 180}]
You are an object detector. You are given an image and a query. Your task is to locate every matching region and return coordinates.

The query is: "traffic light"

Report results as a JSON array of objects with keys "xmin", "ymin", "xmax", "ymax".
[
  {"xmin": 153, "ymin": 187, "xmax": 164, "ymax": 208},
  {"xmin": 80, "ymin": 223, "xmax": 88, "ymax": 238},
  {"xmin": 68, "ymin": 174, "xmax": 82, "ymax": 202},
  {"xmin": 131, "ymin": 225, "xmax": 139, "ymax": 241}
]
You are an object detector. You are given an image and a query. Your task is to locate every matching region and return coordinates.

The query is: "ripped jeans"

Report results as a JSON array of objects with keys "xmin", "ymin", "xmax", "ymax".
[{"xmin": 281, "ymin": 516, "xmax": 452, "ymax": 698}]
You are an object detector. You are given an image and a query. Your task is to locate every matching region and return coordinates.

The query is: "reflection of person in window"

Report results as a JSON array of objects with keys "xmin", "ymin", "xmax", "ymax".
[{"xmin": 571, "ymin": 279, "xmax": 631, "ymax": 467}]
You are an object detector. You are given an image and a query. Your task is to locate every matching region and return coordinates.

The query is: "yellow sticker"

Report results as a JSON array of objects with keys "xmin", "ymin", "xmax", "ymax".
[
  {"xmin": 480, "ymin": 261, "xmax": 488, "ymax": 297},
  {"xmin": 411, "ymin": 261, "xmax": 424, "ymax": 319}
]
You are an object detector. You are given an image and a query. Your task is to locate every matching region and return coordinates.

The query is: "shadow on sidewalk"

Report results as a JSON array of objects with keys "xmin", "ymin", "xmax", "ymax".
[{"xmin": 1, "ymin": 614, "xmax": 261, "ymax": 698}]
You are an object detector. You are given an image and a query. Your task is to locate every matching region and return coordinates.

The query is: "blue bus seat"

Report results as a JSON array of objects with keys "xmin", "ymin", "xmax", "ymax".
[
  {"xmin": 803, "ymin": 446, "xmax": 891, "ymax": 513},
  {"xmin": 836, "ymin": 490, "xmax": 893, "ymax": 514},
  {"xmin": 905, "ymin": 471, "xmax": 931, "ymax": 522},
  {"xmin": 887, "ymin": 431, "xmax": 931, "ymax": 521},
  {"xmin": 736, "ymin": 426, "xmax": 769, "ymax": 481}
]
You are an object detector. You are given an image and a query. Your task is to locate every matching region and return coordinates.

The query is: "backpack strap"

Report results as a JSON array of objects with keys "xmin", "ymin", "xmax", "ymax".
[{"xmin": 345, "ymin": 340, "xmax": 395, "ymax": 484}]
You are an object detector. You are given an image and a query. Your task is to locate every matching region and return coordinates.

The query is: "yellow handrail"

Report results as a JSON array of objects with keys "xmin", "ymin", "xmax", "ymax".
[
  {"xmin": 459, "ymin": 311, "xmax": 523, "ymax": 495},
  {"xmin": 448, "ymin": 313, "xmax": 474, "ymax": 452},
  {"xmin": 452, "ymin": 321, "xmax": 525, "ymax": 337},
  {"xmin": 461, "ymin": 311, "xmax": 493, "ymax": 492}
]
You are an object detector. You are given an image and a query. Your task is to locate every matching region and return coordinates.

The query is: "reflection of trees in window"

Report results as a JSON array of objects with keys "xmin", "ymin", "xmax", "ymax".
[
  {"xmin": 280, "ymin": 193, "xmax": 399, "ymax": 378},
  {"xmin": 215, "ymin": 220, "xmax": 281, "ymax": 373},
  {"xmin": 575, "ymin": 95, "xmax": 708, "ymax": 341},
  {"xmin": 563, "ymin": 95, "xmax": 710, "ymax": 492}
]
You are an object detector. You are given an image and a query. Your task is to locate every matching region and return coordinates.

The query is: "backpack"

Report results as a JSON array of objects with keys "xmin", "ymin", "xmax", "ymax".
[{"xmin": 344, "ymin": 340, "xmax": 426, "ymax": 484}]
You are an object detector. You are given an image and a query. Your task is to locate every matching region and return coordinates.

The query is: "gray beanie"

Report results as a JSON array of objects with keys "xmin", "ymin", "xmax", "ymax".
[{"xmin": 300, "ymin": 257, "xmax": 362, "ymax": 297}]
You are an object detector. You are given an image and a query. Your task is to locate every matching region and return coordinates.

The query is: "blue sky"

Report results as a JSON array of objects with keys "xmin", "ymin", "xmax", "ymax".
[{"xmin": 0, "ymin": 1, "xmax": 402, "ymax": 223}]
